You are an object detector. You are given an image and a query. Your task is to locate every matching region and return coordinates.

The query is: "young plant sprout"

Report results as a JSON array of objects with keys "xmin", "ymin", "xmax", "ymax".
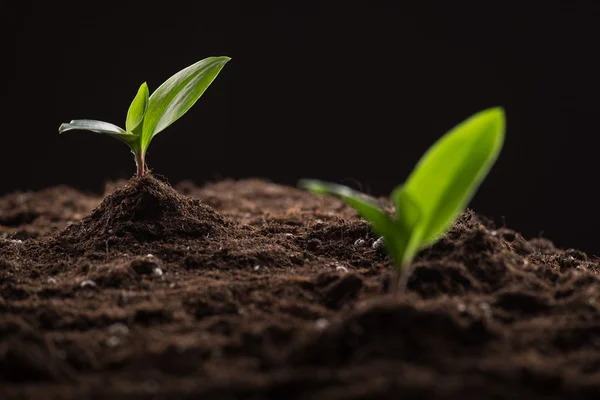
[
  {"xmin": 59, "ymin": 56, "xmax": 230, "ymax": 177},
  {"xmin": 299, "ymin": 107, "xmax": 505, "ymax": 291}
]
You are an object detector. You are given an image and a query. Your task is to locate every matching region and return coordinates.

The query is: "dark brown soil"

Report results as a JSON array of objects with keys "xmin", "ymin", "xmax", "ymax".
[{"xmin": 1, "ymin": 176, "xmax": 599, "ymax": 399}]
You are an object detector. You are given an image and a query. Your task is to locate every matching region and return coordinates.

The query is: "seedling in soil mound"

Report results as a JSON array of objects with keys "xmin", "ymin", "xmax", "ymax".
[
  {"xmin": 299, "ymin": 107, "xmax": 505, "ymax": 291},
  {"xmin": 58, "ymin": 56, "xmax": 230, "ymax": 177}
]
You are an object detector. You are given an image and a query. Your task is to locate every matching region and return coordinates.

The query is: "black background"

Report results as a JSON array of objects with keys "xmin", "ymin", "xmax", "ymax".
[{"xmin": 4, "ymin": 1, "xmax": 600, "ymax": 254}]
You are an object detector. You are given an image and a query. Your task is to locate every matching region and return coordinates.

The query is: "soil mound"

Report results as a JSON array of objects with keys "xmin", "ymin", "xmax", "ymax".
[
  {"xmin": 51, "ymin": 175, "xmax": 229, "ymax": 259},
  {"xmin": 3, "ymin": 176, "xmax": 306, "ymax": 271}
]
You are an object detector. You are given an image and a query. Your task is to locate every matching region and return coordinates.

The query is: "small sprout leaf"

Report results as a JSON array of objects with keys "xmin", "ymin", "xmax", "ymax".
[
  {"xmin": 58, "ymin": 56, "xmax": 230, "ymax": 177},
  {"xmin": 126, "ymin": 82, "xmax": 149, "ymax": 133},
  {"xmin": 403, "ymin": 107, "xmax": 505, "ymax": 247},
  {"xmin": 299, "ymin": 108, "xmax": 505, "ymax": 290},
  {"xmin": 58, "ymin": 119, "xmax": 138, "ymax": 145},
  {"xmin": 141, "ymin": 56, "xmax": 230, "ymax": 152}
]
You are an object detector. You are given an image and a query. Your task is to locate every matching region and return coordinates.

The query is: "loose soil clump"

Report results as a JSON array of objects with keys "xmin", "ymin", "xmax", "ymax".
[{"xmin": 1, "ymin": 177, "xmax": 599, "ymax": 399}]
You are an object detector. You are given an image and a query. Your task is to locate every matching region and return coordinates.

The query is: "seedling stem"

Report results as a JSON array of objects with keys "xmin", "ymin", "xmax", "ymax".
[{"xmin": 135, "ymin": 152, "xmax": 146, "ymax": 178}]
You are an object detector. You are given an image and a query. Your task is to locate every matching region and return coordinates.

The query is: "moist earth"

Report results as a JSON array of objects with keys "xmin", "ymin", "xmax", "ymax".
[{"xmin": 0, "ymin": 176, "xmax": 599, "ymax": 399}]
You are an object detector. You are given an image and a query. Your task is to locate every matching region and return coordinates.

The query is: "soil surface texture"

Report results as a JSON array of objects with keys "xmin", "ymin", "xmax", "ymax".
[{"xmin": 1, "ymin": 175, "xmax": 599, "ymax": 399}]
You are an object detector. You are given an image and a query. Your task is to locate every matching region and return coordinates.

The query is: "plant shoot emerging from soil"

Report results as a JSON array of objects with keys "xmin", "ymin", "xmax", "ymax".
[
  {"xmin": 299, "ymin": 107, "xmax": 505, "ymax": 290},
  {"xmin": 58, "ymin": 56, "xmax": 230, "ymax": 177}
]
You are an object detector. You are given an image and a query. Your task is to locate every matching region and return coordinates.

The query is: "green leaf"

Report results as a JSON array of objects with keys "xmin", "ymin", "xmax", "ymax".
[
  {"xmin": 126, "ymin": 82, "xmax": 149, "ymax": 133},
  {"xmin": 298, "ymin": 108, "xmax": 505, "ymax": 276},
  {"xmin": 402, "ymin": 107, "xmax": 505, "ymax": 247},
  {"xmin": 141, "ymin": 56, "xmax": 230, "ymax": 152},
  {"xmin": 389, "ymin": 186, "xmax": 423, "ymax": 266},
  {"xmin": 390, "ymin": 185, "xmax": 422, "ymax": 233},
  {"xmin": 58, "ymin": 119, "xmax": 139, "ymax": 146}
]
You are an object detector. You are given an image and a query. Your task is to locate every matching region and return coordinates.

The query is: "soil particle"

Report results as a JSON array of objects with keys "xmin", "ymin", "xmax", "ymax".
[{"xmin": 1, "ymin": 177, "xmax": 600, "ymax": 399}]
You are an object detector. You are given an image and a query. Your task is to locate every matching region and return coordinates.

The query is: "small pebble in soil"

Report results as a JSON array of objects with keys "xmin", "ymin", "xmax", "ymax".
[
  {"xmin": 457, "ymin": 303, "xmax": 467, "ymax": 313},
  {"xmin": 335, "ymin": 265, "xmax": 349, "ymax": 273},
  {"xmin": 372, "ymin": 237, "xmax": 385, "ymax": 250},
  {"xmin": 315, "ymin": 318, "xmax": 330, "ymax": 330},
  {"xmin": 254, "ymin": 265, "xmax": 260, "ymax": 271},
  {"xmin": 354, "ymin": 238, "xmax": 366, "ymax": 247},
  {"xmin": 479, "ymin": 302, "xmax": 492, "ymax": 316},
  {"xmin": 80, "ymin": 279, "xmax": 97, "ymax": 288},
  {"xmin": 130, "ymin": 255, "xmax": 163, "ymax": 275},
  {"xmin": 10, "ymin": 239, "xmax": 23, "ymax": 244},
  {"xmin": 47, "ymin": 277, "xmax": 57, "ymax": 284},
  {"xmin": 564, "ymin": 249, "xmax": 588, "ymax": 261},
  {"xmin": 108, "ymin": 322, "xmax": 129, "ymax": 335},
  {"xmin": 106, "ymin": 336, "xmax": 121, "ymax": 348}
]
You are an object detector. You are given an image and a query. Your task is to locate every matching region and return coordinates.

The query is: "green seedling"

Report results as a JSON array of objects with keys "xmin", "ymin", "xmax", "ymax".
[
  {"xmin": 59, "ymin": 56, "xmax": 230, "ymax": 177},
  {"xmin": 299, "ymin": 107, "xmax": 505, "ymax": 291}
]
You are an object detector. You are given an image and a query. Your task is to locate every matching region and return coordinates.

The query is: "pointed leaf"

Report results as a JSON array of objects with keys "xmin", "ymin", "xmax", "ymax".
[
  {"xmin": 402, "ymin": 107, "xmax": 505, "ymax": 247},
  {"xmin": 141, "ymin": 56, "xmax": 230, "ymax": 151},
  {"xmin": 58, "ymin": 119, "xmax": 139, "ymax": 146},
  {"xmin": 126, "ymin": 82, "xmax": 149, "ymax": 132}
]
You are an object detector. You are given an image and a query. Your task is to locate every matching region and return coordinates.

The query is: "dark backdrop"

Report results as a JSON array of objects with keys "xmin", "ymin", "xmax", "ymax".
[{"xmin": 4, "ymin": 1, "xmax": 600, "ymax": 254}]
